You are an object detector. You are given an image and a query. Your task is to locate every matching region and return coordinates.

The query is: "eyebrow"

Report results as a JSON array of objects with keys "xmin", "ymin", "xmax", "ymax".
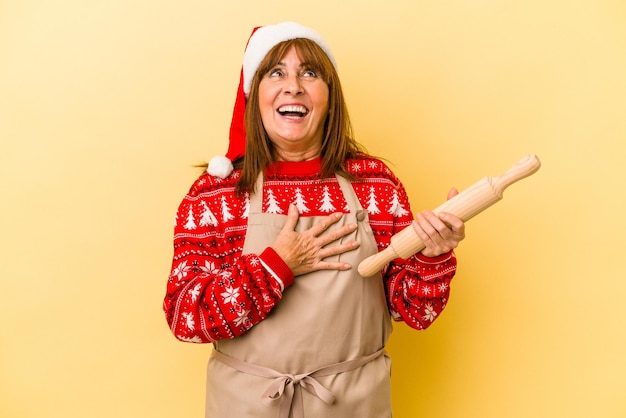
[{"xmin": 275, "ymin": 60, "xmax": 311, "ymax": 68}]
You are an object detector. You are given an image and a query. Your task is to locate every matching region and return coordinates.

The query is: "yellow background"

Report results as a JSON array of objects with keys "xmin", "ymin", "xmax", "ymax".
[{"xmin": 2, "ymin": 1, "xmax": 625, "ymax": 417}]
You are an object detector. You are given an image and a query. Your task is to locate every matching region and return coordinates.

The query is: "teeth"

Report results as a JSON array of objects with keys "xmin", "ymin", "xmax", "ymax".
[{"xmin": 278, "ymin": 105, "xmax": 308, "ymax": 114}]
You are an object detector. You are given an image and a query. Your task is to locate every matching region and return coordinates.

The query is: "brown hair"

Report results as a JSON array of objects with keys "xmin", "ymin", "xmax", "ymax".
[{"xmin": 234, "ymin": 38, "xmax": 366, "ymax": 195}]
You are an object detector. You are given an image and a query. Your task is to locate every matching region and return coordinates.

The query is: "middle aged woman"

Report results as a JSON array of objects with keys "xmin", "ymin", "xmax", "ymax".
[{"xmin": 164, "ymin": 22, "xmax": 466, "ymax": 418}]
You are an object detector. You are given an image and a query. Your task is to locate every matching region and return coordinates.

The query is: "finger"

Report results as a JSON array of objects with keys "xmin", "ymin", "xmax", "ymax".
[
  {"xmin": 311, "ymin": 260, "xmax": 353, "ymax": 271},
  {"xmin": 308, "ymin": 212, "xmax": 344, "ymax": 236},
  {"xmin": 419, "ymin": 211, "xmax": 448, "ymax": 237},
  {"xmin": 317, "ymin": 223, "xmax": 358, "ymax": 246},
  {"xmin": 292, "ymin": 257, "xmax": 353, "ymax": 276},
  {"xmin": 414, "ymin": 213, "xmax": 450, "ymax": 257},
  {"xmin": 317, "ymin": 240, "xmax": 360, "ymax": 259},
  {"xmin": 438, "ymin": 212, "xmax": 466, "ymax": 236},
  {"xmin": 412, "ymin": 213, "xmax": 434, "ymax": 243},
  {"xmin": 447, "ymin": 187, "xmax": 459, "ymax": 200},
  {"xmin": 281, "ymin": 204, "xmax": 300, "ymax": 232}
]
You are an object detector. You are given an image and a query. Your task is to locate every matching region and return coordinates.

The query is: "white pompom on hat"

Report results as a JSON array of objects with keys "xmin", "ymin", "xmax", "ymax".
[{"xmin": 207, "ymin": 22, "xmax": 337, "ymax": 178}]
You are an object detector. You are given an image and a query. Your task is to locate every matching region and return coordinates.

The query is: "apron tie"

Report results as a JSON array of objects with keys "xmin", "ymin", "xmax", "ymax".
[
  {"xmin": 212, "ymin": 347, "xmax": 385, "ymax": 418},
  {"xmin": 262, "ymin": 372, "xmax": 336, "ymax": 418}
]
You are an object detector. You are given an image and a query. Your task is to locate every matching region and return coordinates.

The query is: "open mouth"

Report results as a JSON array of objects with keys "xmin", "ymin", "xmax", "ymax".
[{"xmin": 277, "ymin": 105, "xmax": 309, "ymax": 119}]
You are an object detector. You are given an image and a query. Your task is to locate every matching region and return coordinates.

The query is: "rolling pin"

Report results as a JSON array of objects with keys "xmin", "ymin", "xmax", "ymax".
[{"xmin": 357, "ymin": 154, "xmax": 541, "ymax": 277}]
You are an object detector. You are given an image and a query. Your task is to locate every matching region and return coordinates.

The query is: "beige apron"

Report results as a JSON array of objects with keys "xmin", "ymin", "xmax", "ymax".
[{"xmin": 205, "ymin": 174, "xmax": 393, "ymax": 418}]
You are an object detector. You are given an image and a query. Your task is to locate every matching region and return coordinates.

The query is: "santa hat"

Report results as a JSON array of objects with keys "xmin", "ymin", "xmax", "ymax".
[{"xmin": 207, "ymin": 22, "xmax": 337, "ymax": 178}]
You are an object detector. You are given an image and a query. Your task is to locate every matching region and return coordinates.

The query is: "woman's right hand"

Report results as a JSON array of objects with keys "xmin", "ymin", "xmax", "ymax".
[{"xmin": 272, "ymin": 204, "xmax": 360, "ymax": 276}]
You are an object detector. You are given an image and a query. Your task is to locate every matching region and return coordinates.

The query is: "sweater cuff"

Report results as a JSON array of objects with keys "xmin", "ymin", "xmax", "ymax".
[
  {"xmin": 415, "ymin": 250, "xmax": 454, "ymax": 264},
  {"xmin": 259, "ymin": 247, "xmax": 295, "ymax": 290}
]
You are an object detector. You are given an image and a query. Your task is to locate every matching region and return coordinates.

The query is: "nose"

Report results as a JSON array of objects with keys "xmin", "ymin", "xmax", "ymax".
[{"xmin": 284, "ymin": 74, "xmax": 303, "ymax": 95}]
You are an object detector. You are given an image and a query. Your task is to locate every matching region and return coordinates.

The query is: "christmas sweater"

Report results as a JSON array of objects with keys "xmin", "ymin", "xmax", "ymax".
[{"xmin": 163, "ymin": 156, "xmax": 457, "ymax": 343}]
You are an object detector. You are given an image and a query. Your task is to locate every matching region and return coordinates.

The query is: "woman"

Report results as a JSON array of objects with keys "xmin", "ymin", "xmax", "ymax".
[{"xmin": 164, "ymin": 22, "xmax": 465, "ymax": 418}]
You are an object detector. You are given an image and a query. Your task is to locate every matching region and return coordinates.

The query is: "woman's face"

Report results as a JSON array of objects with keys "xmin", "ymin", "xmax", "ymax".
[{"xmin": 258, "ymin": 46, "xmax": 329, "ymax": 161}]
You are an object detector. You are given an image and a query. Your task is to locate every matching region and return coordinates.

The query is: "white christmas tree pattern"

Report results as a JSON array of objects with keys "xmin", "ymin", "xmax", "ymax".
[
  {"xmin": 242, "ymin": 193, "xmax": 250, "ymax": 219},
  {"xmin": 318, "ymin": 185, "xmax": 336, "ymax": 212},
  {"xmin": 265, "ymin": 188, "xmax": 283, "ymax": 214},
  {"xmin": 388, "ymin": 189, "xmax": 409, "ymax": 217},
  {"xmin": 221, "ymin": 195, "xmax": 235, "ymax": 222},
  {"xmin": 184, "ymin": 206, "xmax": 197, "ymax": 230},
  {"xmin": 293, "ymin": 188, "xmax": 310, "ymax": 213},
  {"xmin": 199, "ymin": 201, "xmax": 218, "ymax": 227},
  {"xmin": 366, "ymin": 186, "xmax": 381, "ymax": 214}
]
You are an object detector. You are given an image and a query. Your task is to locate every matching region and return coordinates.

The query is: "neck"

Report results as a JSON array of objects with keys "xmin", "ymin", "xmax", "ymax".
[{"xmin": 273, "ymin": 146, "xmax": 321, "ymax": 162}]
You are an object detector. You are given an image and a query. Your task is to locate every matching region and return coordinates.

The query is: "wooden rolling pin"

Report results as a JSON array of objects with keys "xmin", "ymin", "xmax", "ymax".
[{"xmin": 357, "ymin": 154, "xmax": 541, "ymax": 277}]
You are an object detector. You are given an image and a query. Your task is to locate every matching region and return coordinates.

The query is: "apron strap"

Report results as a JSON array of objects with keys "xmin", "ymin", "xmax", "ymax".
[
  {"xmin": 335, "ymin": 174, "xmax": 364, "ymax": 213},
  {"xmin": 250, "ymin": 172, "xmax": 265, "ymax": 213},
  {"xmin": 211, "ymin": 348, "xmax": 386, "ymax": 418}
]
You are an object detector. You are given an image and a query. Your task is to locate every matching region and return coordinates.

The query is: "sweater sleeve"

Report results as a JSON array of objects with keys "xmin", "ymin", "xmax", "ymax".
[
  {"xmin": 162, "ymin": 175, "xmax": 294, "ymax": 343},
  {"xmin": 350, "ymin": 156, "xmax": 458, "ymax": 330},
  {"xmin": 384, "ymin": 249, "xmax": 457, "ymax": 330},
  {"xmin": 382, "ymin": 180, "xmax": 457, "ymax": 330}
]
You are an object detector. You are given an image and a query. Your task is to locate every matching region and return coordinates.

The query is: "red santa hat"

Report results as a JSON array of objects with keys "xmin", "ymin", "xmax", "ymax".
[{"xmin": 207, "ymin": 22, "xmax": 337, "ymax": 178}]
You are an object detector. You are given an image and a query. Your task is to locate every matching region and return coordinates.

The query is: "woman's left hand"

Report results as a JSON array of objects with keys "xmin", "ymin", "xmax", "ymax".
[{"xmin": 412, "ymin": 188, "xmax": 466, "ymax": 258}]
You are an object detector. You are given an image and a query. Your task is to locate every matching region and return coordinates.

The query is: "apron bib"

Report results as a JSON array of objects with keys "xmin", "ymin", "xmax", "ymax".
[{"xmin": 205, "ymin": 174, "xmax": 393, "ymax": 418}]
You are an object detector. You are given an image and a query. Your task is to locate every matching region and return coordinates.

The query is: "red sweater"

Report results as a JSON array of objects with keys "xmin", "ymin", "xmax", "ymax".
[{"xmin": 164, "ymin": 156, "xmax": 457, "ymax": 343}]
